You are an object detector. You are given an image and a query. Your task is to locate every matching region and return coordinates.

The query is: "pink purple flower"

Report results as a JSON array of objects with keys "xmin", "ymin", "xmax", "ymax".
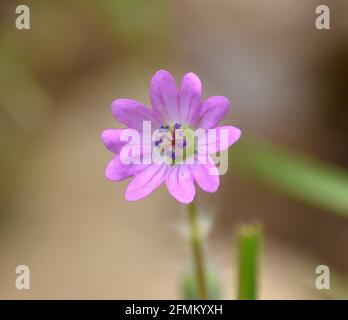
[{"xmin": 101, "ymin": 70, "xmax": 241, "ymax": 203}]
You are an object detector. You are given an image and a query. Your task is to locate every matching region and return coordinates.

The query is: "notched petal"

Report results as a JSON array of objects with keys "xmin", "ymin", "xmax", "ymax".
[
  {"xmin": 166, "ymin": 165, "xmax": 196, "ymax": 203},
  {"xmin": 198, "ymin": 96, "xmax": 230, "ymax": 129},
  {"xmin": 101, "ymin": 129, "xmax": 125, "ymax": 154},
  {"xmin": 111, "ymin": 99, "xmax": 159, "ymax": 131}
]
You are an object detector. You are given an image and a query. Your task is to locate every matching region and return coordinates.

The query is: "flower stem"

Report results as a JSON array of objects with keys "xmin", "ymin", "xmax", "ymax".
[{"xmin": 187, "ymin": 201, "xmax": 208, "ymax": 300}]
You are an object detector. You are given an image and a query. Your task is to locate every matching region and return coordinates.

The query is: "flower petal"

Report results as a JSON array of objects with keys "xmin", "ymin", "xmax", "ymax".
[
  {"xmin": 190, "ymin": 157, "xmax": 220, "ymax": 193},
  {"xmin": 166, "ymin": 165, "xmax": 195, "ymax": 203},
  {"xmin": 150, "ymin": 70, "xmax": 179, "ymax": 122},
  {"xmin": 105, "ymin": 155, "xmax": 148, "ymax": 181},
  {"xmin": 198, "ymin": 96, "xmax": 229, "ymax": 129},
  {"xmin": 197, "ymin": 126, "xmax": 241, "ymax": 154},
  {"xmin": 101, "ymin": 129, "xmax": 126, "ymax": 154},
  {"xmin": 111, "ymin": 99, "xmax": 160, "ymax": 131},
  {"xmin": 179, "ymin": 72, "xmax": 202, "ymax": 124},
  {"xmin": 125, "ymin": 164, "xmax": 167, "ymax": 201}
]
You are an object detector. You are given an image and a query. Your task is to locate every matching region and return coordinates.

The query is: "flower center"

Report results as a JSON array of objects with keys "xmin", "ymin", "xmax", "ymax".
[{"xmin": 154, "ymin": 122, "xmax": 195, "ymax": 164}]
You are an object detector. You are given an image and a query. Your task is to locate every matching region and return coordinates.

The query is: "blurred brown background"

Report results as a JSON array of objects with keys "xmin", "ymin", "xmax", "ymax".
[{"xmin": 0, "ymin": 0, "xmax": 348, "ymax": 299}]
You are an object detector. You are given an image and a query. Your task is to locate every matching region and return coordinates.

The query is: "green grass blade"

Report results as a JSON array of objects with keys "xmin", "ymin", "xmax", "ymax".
[
  {"xmin": 232, "ymin": 136, "xmax": 348, "ymax": 218},
  {"xmin": 237, "ymin": 222, "xmax": 262, "ymax": 300}
]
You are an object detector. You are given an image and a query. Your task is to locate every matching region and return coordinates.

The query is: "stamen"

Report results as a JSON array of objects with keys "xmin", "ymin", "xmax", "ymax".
[
  {"xmin": 176, "ymin": 137, "xmax": 186, "ymax": 149},
  {"xmin": 157, "ymin": 122, "xmax": 191, "ymax": 164},
  {"xmin": 159, "ymin": 125, "xmax": 169, "ymax": 133},
  {"xmin": 171, "ymin": 151, "xmax": 176, "ymax": 160},
  {"xmin": 155, "ymin": 137, "xmax": 163, "ymax": 146}
]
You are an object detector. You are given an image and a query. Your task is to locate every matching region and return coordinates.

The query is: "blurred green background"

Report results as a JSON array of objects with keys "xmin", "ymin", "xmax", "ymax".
[{"xmin": 0, "ymin": 0, "xmax": 348, "ymax": 299}]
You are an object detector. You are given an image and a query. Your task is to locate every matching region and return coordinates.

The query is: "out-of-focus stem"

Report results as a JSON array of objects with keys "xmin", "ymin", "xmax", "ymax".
[
  {"xmin": 187, "ymin": 201, "xmax": 208, "ymax": 300},
  {"xmin": 237, "ymin": 222, "xmax": 262, "ymax": 300}
]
